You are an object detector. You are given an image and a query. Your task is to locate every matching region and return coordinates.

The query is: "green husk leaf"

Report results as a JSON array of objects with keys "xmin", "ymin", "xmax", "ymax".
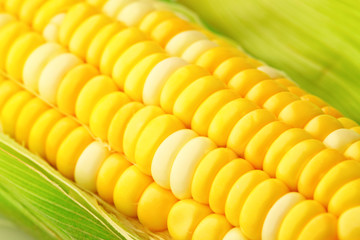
[
  {"xmin": 178, "ymin": 0, "xmax": 360, "ymax": 123},
  {"xmin": 0, "ymin": 133, "xmax": 169, "ymax": 240}
]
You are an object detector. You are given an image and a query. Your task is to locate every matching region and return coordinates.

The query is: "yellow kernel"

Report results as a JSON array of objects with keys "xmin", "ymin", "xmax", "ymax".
[
  {"xmin": 209, "ymin": 159, "xmax": 254, "ymax": 214},
  {"xmin": 193, "ymin": 214, "xmax": 232, "ymax": 240},
  {"xmin": 277, "ymin": 139, "xmax": 325, "ymax": 191},
  {"xmin": 23, "ymin": 42, "xmax": 66, "ymax": 92},
  {"xmin": 69, "ymin": 14, "xmax": 111, "ymax": 60},
  {"xmin": 191, "ymin": 89, "xmax": 238, "ymax": 136},
  {"xmin": 263, "ymin": 91, "xmax": 300, "ymax": 116},
  {"xmin": 225, "ymin": 170, "xmax": 269, "ymax": 226},
  {"xmin": 108, "ymin": 102, "xmax": 144, "ymax": 153},
  {"xmin": 304, "ymin": 114, "xmax": 343, "ymax": 141},
  {"xmin": 32, "ymin": 0, "xmax": 79, "ymax": 32},
  {"xmin": 314, "ymin": 160, "xmax": 360, "ymax": 206},
  {"xmin": 1, "ymin": 91, "xmax": 33, "ymax": 137},
  {"xmin": 123, "ymin": 105, "xmax": 164, "ymax": 162},
  {"xmin": 113, "ymin": 165, "xmax": 153, "ymax": 217},
  {"xmin": 124, "ymin": 52, "xmax": 168, "ymax": 101},
  {"xmin": 167, "ymin": 199, "xmax": 212, "ymax": 240},
  {"xmin": 135, "ymin": 114, "xmax": 184, "ymax": 175},
  {"xmin": 338, "ymin": 206, "xmax": 360, "ymax": 240},
  {"xmin": 213, "ymin": 57, "xmax": 255, "ymax": 83},
  {"xmin": 278, "ymin": 100, "xmax": 323, "ymax": 128},
  {"xmin": 57, "ymin": 64, "xmax": 99, "ymax": 115},
  {"xmin": 173, "ymin": 76, "xmax": 225, "ymax": 127},
  {"xmin": 138, "ymin": 183, "xmax": 178, "ymax": 232},
  {"xmin": 151, "ymin": 17, "xmax": 193, "ymax": 47},
  {"xmin": 278, "ymin": 200, "xmax": 326, "ymax": 240},
  {"xmin": 245, "ymin": 121, "xmax": 290, "ymax": 169},
  {"xmin": 0, "ymin": 21, "xmax": 29, "ymax": 70},
  {"xmin": 170, "ymin": 137, "xmax": 216, "ymax": 199},
  {"xmin": 6, "ymin": 32, "xmax": 44, "ymax": 81},
  {"xmin": 263, "ymin": 128, "xmax": 312, "ymax": 177},
  {"xmin": 96, "ymin": 154, "xmax": 131, "ymax": 203},
  {"xmin": 58, "ymin": 2, "xmax": 97, "ymax": 46},
  {"xmin": 138, "ymin": 10, "xmax": 175, "ymax": 36},
  {"xmin": 28, "ymin": 109, "xmax": 63, "ymax": 158},
  {"xmin": 45, "ymin": 117, "xmax": 79, "ymax": 167},
  {"xmin": 89, "ymin": 92, "xmax": 130, "ymax": 141},
  {"xmin": 152, "ymin": 129, "xmax": 198, "ymax": 189},
  {"xmin": 298, "ymin": 149, "xmax": 344, "ymax": 198},
  {"xmin": 246, "ymin": 79, "xmax": 287, "ymax": 106},
  {"xmin": 227, "ymin": 109, "xmax": 276, "ymax": 156},
  {"xmin": 100, "ymin": 27, "xmax": 146, "ymax": 75},
  {"xmin": 298, "ymin": 213, "xmax": 337, "ymax": 240},
  {"xmin": 262, "ymin": 192, "xmax": 305, "ymax": 240},
  {"xmin": 38, "ymin": 53, "xmax": 82, "ymax": 104},
  {"xmin": 15, "ymin": 98, "xmax": 49, "ymax": 146},
  {"xmin": 56, "ymin": 126, "xmax": 93, "ymax": 180},
  {"xmin": 114, "ymin": 41, "xmax": 165, "ymax": 92},
  {"xmin": 191, "ymin": 148, "xmax": 236, "ymax": 204},
  {"xmin": 74, "ymin": 141, "xmax": 110, "ymax": 192},
  {"xmin": 228, "ymin": 69, "xmax": 269, "ymax": 96},
  {"xmin": 160, "ymin": 64, "xmax": 209, "ymax": 113},
  {"xmin": 240, "ymin": 179, "xmax": 289, "ymax": 240},
  {"xmin": 75, "ymin": 75, "xmax": 118, "ymax": 124},
  {"xmin": 86, "ymin": 21, "xmax": 124, "ymax": 66}
]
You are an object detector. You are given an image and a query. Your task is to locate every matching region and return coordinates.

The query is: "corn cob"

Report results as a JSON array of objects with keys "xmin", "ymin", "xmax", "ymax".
[{"xmin": 0, "ymin": 1, "xmax": 360, "ymax": 240}]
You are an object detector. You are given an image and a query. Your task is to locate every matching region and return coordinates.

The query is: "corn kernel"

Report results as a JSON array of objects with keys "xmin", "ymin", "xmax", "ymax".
[
  {"xmin": 152, "ymin": 129, "xmax": 198, "ymax": 189},
  {"xmin": 135, "ymin": 114, "xmax": 184, "ymax": 175},
  {"xmin": 2, "ymin": 91, "xmax": 33, "ymax": 139},
  {"xmin": 56, "ymin": 126, "xmax": 93, "ymax": 180},
  {"xmin": 276, "ymin": 139, "xmax": 325, "ymax": 190},
  {"xmin": 225, "ymin": 170, "xmax": 269, "ymax": 226},
  {"xmin": 96, "ymin": 153, "xmax": 131, "ymax": 203},
  {"xmin": 89, "ymin": 92, "xmax": 130, "ymax": 141},
  {"xmin": 137, "ymin": 183, "xmax": 177, "ymax": 232},
  {"xmin": 123, "ymin": 105, "xmax": 164, "ymax": 162},
  {"xmin": 209, "ymin": 159, "xmax": 253, "ymax": 214},
  {"xmin": 23, "ymin": 42, "xmax": 66, "ymax": 92},
  {"xmin": 262, "ymin": 192, "xmax": 305, "ymax": 240},
  {"xmin": 167, "ymin": 199, "xmax": 212, "ymax": 240},
  {"xmin": 45, "ymin": 117, "xmax": 79, "ymax": 167},
  {"xmin": 314, "ymin": 160, "xmax": 360, "ymax": 206},
  {"xmin": 75, "ymin": 75, "xmax": 118, "ymax": 124},
  {"xmin": 113, "ymin": 165, "xmax": 153, "ymax": 217},
  {"xmin": 278, "ymin": 200, "xmax": 325, "ymax": 240},
  {"xmin": 38, "ymin": 53, "xmax": 82, "ymax": 104},
  {"xmin": 240, "ymin": 179, "xmax": 289, "ymax": 240},
  {"xmin": 108, "ymin": 102, "xmax": 144, "ymax": 152},
  {"xmin": 191, "ymin": 148, "xmax": 236, "ymax": 204}
]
